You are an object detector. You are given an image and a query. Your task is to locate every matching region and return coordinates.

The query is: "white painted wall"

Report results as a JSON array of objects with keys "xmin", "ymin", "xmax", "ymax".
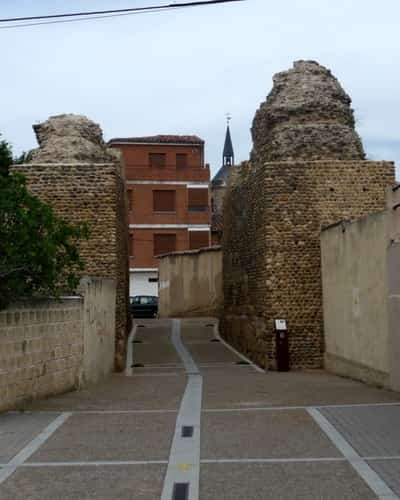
[
  {"xmin": 321, "ymin": 213, "xmax": 393, "ymax": 389},
  {"xmin": 158, "ymin": 247, "xmax": 222, "ymax": 317},
  {"xmin": 130, "ymin": 271, "xmax": 158, "ymax": 297},
  {"xmin": 321, "ymin": 189, "xmax": 400, "ymax": 392},
  {"xmin": 79, "ymin": 277, "xmax": 116, "ymax": 385}
]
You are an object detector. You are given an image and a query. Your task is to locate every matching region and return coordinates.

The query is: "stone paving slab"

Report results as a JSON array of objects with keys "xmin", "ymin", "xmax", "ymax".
[
  {"xmin": 132, "ymin": 343, "xmax": 182, "ymax": 365},
  {"xmin": 0, "ymin": 465, "xmax": 166, "ymax": 499},
  {"xmin": 368, "ymin": 459, "xmax": 400, "ymax": 496},
  {"xmin": 181, "ymin": 325, "xmax": 216, "ymax": 342},
  {"xmin": 134, "ymin": 319, "xmax": 171, "ymax": 328},
  {"xmin": 3, "ymin": 318, "xmax": 400, "ymax": 500},
  {"xmin": 28, "ymin": 413, "xmax": 176, "ymax": 462},
  {"xmin": 181, "ymin": 318, "xmax": 216, "ymax": 326},
  {"xmin": 201, "ymin": 410, "xmax": 341, "ymax": 459},
  {"xmin": 320, "ymin": 405, "xmax": 400, "ymax": 457},
  {"xmin": 200, "ymin": 462, "xmax": 376, "ymax": 499},
  {"xmin": 0, "ymin": 412, "xmax": 59, "ymax": 462},
  {"xmin": 187, "ymin": 343, "xmax": 242, "ymax": 364},
  {"xmin": 202, "ymin": 371, "xmax": 400, "ymax": 409},
  {"xmin": 28, "ymin": 374, "xmax": 186, "ymax": 411},
  {"xmin": 130, "ymin": 368, "xmax": 185, "ymax": 376},
  {"xmin": 135, "ymin": 326, "xmax": 172, "ymax": 344},
  {"xmin": 199, "ymin": 364, "xmax": 256, "ymax": 375}
]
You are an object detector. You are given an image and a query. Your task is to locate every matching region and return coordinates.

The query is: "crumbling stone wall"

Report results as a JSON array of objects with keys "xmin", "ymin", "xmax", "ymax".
[
  {"xmin": 29, "ymin": 114, "xmax": 119, "ymax": 164},
  {"xmin": 251, "ymin": 61, "xmax": 365, "ymax": 163},
  {"xmin": 12, "ymin": 115, "xmax": 130, "ymax": 371},
  {"xmin": 222, "ymin": 61, "xmax": 395, "ymax": 369}
]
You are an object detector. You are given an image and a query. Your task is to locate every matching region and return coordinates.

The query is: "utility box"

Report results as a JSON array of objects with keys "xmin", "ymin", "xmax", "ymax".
[{"xmin": 275, "ymin": 319, "xmax": 290, "ymax": 372}]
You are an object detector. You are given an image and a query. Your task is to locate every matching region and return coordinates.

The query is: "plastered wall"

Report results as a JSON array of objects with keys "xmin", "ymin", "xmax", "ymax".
[
  {"xmin": 158, "ymin": 247, "xmax": 222, "ymax": 317},
  {"xmin": 321, "ymin": 188, "xmax": 400, "ymax": 390}
]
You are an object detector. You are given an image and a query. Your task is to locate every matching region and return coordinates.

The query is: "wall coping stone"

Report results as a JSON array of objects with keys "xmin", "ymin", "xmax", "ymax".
[
  {"xmin": 321, "ymin": 209, "xmax": 388, "ymax": 233},
  {"xmin": 3, "ymin": 297, "xmax": 83, "ymax": 311},
  {"xmin": 14, "ymin": 163, "xmax": 117, "ymax": 167},
  {"xmin": 157, "ymin": 245, "xmax": 222, "ymax": 259}
]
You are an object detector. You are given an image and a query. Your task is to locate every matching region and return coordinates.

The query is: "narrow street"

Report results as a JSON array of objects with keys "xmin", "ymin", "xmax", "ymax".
[{"xmin": 1, "ymin": 318, "xmax": 400, "ymax": 499}]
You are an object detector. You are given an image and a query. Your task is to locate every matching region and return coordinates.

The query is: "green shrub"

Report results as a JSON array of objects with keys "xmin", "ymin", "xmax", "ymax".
[{"xmin": 0, "ymin": 136, "xmax": 88, "ymax": 309}]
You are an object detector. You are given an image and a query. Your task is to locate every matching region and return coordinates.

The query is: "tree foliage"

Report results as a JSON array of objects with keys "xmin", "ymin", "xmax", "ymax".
[
  {"xmin": 0, "ymin": 137, "xmax": 88, "ymax": 309},
  {"xmin": 0, "ymin": 134, "xmax": 13, "ymax": 177}
]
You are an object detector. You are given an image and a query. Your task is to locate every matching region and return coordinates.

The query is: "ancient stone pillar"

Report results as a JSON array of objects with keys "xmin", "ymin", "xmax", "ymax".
[{"xmin": 13, "ymin": 114, "xmax": 131, "ymax": 371}]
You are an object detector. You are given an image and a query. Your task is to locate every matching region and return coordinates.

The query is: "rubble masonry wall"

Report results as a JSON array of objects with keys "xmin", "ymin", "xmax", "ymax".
[
  {"xmin": 12, "ymin": 163, "xmax": 131, "ymax": 371},
  {"xmin": 222, "ymin": 160, "xmax": 395, "ymax": 369}
]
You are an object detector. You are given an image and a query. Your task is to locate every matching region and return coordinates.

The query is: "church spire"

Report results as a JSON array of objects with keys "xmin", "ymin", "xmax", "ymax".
[{"xmin": 223, "ymin": 114, "xmax": 234, "ymax": 167}]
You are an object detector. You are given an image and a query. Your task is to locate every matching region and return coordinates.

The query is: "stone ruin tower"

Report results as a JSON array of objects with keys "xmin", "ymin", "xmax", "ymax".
[
  {"xmin": 12, "ymin": 114, "xmax": 130, "ymax": 371},
  {"xmin": 222, "ymin": 61, "xmax": 395, "ymax": 369},
  {"xmin": 251, "ymin": 60, "xmax": 365, "ymax": 162}
]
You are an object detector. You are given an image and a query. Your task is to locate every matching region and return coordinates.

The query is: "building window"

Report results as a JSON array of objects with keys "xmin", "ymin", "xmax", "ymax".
[
  {"xmin": 153, "ymin": 234, "xmax": 176, "ymax": 256},
  {"xmin": 149, "ymin": 153, "xmax": 166, "ymax": 168},
  {"xmin": 148, "ymin": 277, "xmax": 159, "ymax": 283},
  {"xmin": 176, "ymin": 153, "xmax": 187, "ymax": 168},
  {"xmin": 188, "ymin": 188, "xmax": 208, "ymax": 212},
  {"xmin": 129, "ymin": 234, "xmax": 134, "ymax": 257},
  {"xmin": 127, "ymin": 189, "xmax": 133, "ymax": 211},
  {"xmin": 153, "ymin": 190, "xmax": 176, "ymax": 212},
  {"xmin": 189, "ymin": 231, "xmax": 209, "ymax": 250}
]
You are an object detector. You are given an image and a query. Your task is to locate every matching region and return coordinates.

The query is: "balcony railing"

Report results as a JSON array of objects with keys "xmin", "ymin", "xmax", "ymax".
[
  {"xmin": 125, "ymin": 165, "xmax": 210, "ymax": 182},
  {"xmin": 125, "ymin": 164, "xmax": 209, "ymax": 170}
]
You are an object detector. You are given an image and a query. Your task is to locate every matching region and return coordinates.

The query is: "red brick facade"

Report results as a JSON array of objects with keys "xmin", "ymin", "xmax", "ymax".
[{"xmin": 109, "ymin": 138, "xmax": 211, "ymax": 295}]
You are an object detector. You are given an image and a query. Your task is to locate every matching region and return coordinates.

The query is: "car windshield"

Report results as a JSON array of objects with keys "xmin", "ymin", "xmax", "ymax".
[{"xmin": 131, "ymin": 296, "xmax": 157, "ymax": 305}]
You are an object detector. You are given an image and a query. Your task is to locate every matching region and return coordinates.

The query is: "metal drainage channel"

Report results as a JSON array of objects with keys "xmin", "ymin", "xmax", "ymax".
[
  {"xmin": 181, "ymin": 426, "xmax": 194, "ymax": 438},
  {"xmin": 172, "ymin": 483, "xmax": 190, "ymax": 500}
]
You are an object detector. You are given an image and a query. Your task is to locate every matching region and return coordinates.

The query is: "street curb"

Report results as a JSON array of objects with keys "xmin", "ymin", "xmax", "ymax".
[{"xmin": 212, "ymin": 320, "xmax": 265, "ymax": 373}]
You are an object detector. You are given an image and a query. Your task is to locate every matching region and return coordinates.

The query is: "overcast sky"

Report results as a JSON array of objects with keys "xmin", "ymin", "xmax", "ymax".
[{"xmin": 1, "ymin": 0, "xmax": 399, "ymax": 178}]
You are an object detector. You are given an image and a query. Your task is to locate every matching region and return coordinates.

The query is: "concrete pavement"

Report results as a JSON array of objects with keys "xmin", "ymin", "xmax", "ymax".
[{"xmin": 0, "ymin": 317, "xmax": 399, "ymax": 499}]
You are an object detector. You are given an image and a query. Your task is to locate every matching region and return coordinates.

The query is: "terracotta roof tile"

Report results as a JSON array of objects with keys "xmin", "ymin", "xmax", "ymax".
[{"xmin": 108, "ymin": 135, "xmax": 204, "ymax": 145}]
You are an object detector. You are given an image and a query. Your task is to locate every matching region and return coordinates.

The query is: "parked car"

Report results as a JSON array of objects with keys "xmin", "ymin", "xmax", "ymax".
[{"xmin": 130, "ymin": 296, "xmax": 158, "ymax": 318}]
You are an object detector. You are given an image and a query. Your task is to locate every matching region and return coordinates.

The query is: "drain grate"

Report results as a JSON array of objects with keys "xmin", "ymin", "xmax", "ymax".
[
  {"xmin": 210, "ymin": 338, "xmax": 220, "ymax": 343},
  {"xmin": 133, "ymin": 340, "xmax": 143, "ymax": 344},
  {"xmin": 181, "ymin": 425, "xmax": 194, "ymax": 438},
  {"xmin": 235, "ymin": 360, "xmax": 250, "ymax": 366},
  {"xmin": 131, "ymin": 363, "xmax": 145, "ymax": 368},
  {"xmin": 172, "ymin": 483, "xmax": 189, "ymax": 500},
  {"xmin": 137, "ymin": 325, "xmax": 145, "ymax": 328}
]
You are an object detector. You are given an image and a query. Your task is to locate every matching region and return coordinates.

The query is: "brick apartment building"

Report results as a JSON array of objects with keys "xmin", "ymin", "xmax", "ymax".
[{"xmin": 109, "ymin": 135, "xmax": 211, "ymax": 297}]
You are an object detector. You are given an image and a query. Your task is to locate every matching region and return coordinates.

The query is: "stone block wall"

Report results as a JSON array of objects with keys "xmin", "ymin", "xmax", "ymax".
[
  {"xmin": 222, "ymin": 160, "xmax": 395, "ymax": 369},
  {"xmin": 0, "ymin": 299, "xmax": 83, "ymax": 411},
  {"xmin": 0, "ymin": 278, "xmax": 118, "ymax": 412},
  {"xmin": 12, "ymin": 163, "xmax": 130, "ymax": 370}
]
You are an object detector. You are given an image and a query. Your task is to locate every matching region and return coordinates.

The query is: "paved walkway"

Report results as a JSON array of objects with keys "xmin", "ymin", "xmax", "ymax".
[{"xmin": 1, "ymin": 318, "xmax": 400, "ymax": 499}]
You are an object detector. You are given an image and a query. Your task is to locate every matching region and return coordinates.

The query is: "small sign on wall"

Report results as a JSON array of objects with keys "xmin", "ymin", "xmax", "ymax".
[{"xmin": 275, "ymin": 319, "xmax": 287, "ymax": 331}]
